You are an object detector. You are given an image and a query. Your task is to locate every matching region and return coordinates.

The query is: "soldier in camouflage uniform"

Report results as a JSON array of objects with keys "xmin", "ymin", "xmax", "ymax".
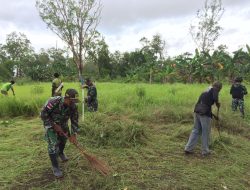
[
  {"xmin": 83, "ymin": 78, "xmax": 98, "ymax": 112},
  {"xmin": 41, "ymin": 89, "xmax": 80, "ymax": 178},
  {"xmin": 230, "ymin": 77, "xmax": 248, "ymax": 118}
]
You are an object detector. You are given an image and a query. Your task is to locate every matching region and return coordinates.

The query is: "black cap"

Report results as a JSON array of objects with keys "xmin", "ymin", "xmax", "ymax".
[
  {"xmin": 54, "ymin": 73, "xmax": 60, "ymax": 78},
  {"xmin": 65, "ymin": 89, "xmax": 79, "ymax": 102}
]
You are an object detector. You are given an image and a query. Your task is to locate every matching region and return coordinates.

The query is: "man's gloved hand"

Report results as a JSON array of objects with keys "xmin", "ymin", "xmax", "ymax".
[{"xmin": 69, "ymin": 134, "xmax": 77, "ymax": 145}]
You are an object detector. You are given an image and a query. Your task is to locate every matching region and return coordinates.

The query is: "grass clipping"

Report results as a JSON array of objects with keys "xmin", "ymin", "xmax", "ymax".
[{"xmin": 80, "ymin": 117, "xmax": 147, "ymax": 148}]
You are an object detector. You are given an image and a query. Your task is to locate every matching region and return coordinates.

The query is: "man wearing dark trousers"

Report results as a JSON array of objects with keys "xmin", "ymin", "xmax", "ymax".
[{"xmin": 184, "ymin": 81, "xmax": 222, "ymax": 157}]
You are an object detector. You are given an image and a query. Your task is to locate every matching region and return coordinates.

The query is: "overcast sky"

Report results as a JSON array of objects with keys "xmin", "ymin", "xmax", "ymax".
[{"xmin": 0, "ymin": 0, "xmax": 249, "ymax": 56}]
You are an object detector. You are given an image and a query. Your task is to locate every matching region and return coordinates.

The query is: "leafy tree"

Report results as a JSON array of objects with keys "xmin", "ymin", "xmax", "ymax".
[
  {"xmin": 47, "ymin": 47, "xmax": 68, "ymax": 76},
  {"xmin": 3, "ymin": 32, "xmax": 34, "ymax": 77},
  {"xmin": 25, "ymin": 50, "xmax": 52, "ymax": 81},
  {"xmin": 86, "ymin": 32, "xmax": 112, "ymax": 78},
  {"xmin": 0, "ymin": 45, "xmax": 14, "ymax": 81},
  {"xmin": 139, "ymin": 37, "xmax": 158, "ymax": 83},
  {"xmin": 0, "ymin": 63, "xmax": 12, "ymax": 81},
  {"xmin": 36, "ymin": 0, "xmax": 102, "ymax": 77},
  {"xmin": 150, "ymin": 34, "xmax": 166, "ymax": 60},
  {"xmin": 109, "ymin": 51, "xmax": 127, "ymax": 78},
  {"xmin": 190, "ymin": 0, "xmax": 224, "ymax": 52},
  {"xmin": 232, "ymin": 47, "xmax": 250, "ymax": 78},
  {"xmin": 211, "ymin": 45, "xmax": 232, "ymax": 81}
]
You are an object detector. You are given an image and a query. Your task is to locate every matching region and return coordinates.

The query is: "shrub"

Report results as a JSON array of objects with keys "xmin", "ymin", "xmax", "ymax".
[
  {"xmin": 135, "ymin": 86, "xmax": 146, "ymax": 99},
  {"xmin": 79, "ymin": 114, "xmax": 147, "ymax": 148}
]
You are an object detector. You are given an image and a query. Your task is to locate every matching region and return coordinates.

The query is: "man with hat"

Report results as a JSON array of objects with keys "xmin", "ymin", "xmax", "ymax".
[
  {"xmin": 230, "ymin": 77, "xmax": 248, "ymax": 118},
  {"xmin": 184, "ymin": 81, "xmax": 222, "ymax": 157},
  {"xmin": 41, "ymin": 89, "xmax": 80, "ymax": 178}
]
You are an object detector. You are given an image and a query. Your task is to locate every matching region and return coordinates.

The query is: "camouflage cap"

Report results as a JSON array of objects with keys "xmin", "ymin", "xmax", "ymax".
[{"xmin": 65, "ymin": 89, "xmax": 80, "ymax": 102}]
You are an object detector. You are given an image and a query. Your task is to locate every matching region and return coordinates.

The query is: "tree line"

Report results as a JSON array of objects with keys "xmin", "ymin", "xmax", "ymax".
[{"xmin": 0, "ymin": 31, "xmax": 250, "ymax": 83}]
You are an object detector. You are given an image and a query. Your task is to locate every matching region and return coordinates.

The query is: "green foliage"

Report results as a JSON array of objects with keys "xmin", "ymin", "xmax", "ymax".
[
  {"xmin": 0, "ymin": 97, "xmax": 41, "ymax": 117},
  {"xmin": 30, "ymin": 85, "xmax": 44, "ymax": 94},
  {"xmin": 3, "ymin": 32, "xmax": 34, "ymax": 77}
]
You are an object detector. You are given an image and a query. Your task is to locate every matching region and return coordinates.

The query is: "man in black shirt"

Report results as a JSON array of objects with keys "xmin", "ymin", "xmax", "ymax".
[{"xmin": 184, "ymin": 81, "xmax": 222, "ymax": 157}]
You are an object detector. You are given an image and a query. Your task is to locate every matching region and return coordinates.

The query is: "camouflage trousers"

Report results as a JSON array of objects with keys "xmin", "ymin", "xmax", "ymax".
[
  {"xmin": 86, "ymin": 99, "xmax": 98, "ymax": 112},
  {"xmin": 45, "ymin": 128, "xmax": 69, "ymax": 154},
  {"xmin": 232, "ymin": 98, "xmax": 245, "ymax": 117}
]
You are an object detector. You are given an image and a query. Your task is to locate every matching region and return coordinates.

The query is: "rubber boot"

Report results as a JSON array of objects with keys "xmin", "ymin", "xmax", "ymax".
[
  {"xmin": 58, "ymin": 143, "xmax": 69, "ymax": 162},
  {"xmin": 49, "ymin": 154, "xmax": 63, "ymax": 178}
]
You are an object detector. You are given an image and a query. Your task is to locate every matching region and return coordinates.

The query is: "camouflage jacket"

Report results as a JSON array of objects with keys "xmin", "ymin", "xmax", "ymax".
[
  {"xmin": 40, "ymin": 96, "xmax": 79, "ymax": 133},
  {"xmin": 87, "ymin": 85, "xmax": 97, "ymax": 101}
]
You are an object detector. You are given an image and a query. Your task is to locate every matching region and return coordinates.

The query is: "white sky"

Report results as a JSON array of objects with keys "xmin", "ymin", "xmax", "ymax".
[{"xmin": 0, "ymin": 0, "xmax": 249, "ymax": 56}]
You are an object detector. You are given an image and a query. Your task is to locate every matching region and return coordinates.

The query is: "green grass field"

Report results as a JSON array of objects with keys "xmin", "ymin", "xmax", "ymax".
[{"xmin": 0, "ymin": 82, "xmax": 250, "ymax": 189}]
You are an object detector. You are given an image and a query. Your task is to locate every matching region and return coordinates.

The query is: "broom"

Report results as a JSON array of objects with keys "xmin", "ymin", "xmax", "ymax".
[
  {"xmin": 77, "ymin": 75, "xmax": 109, "ymax": 174},
  {"xmin": 54, "ymin": 125, "xmax": 111, "ymax": 176},
  {"xmin": 70, "ymin": 137, "xmax": 110, "ymax": 176},
  {"xmin": 71, "ymin": 138, "xmax": 111, "ymax": 176}
]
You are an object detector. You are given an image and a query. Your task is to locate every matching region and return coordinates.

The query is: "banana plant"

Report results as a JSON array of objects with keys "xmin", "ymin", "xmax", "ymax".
[{"xmin": 232, "ymin": 47, "xmax": 250, "ymax": 78}]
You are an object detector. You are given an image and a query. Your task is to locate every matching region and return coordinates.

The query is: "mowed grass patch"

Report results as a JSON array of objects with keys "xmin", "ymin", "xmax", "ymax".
[{"xmin": 1, "ymin": 117, "xmax": 249, "ymax": 190}]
